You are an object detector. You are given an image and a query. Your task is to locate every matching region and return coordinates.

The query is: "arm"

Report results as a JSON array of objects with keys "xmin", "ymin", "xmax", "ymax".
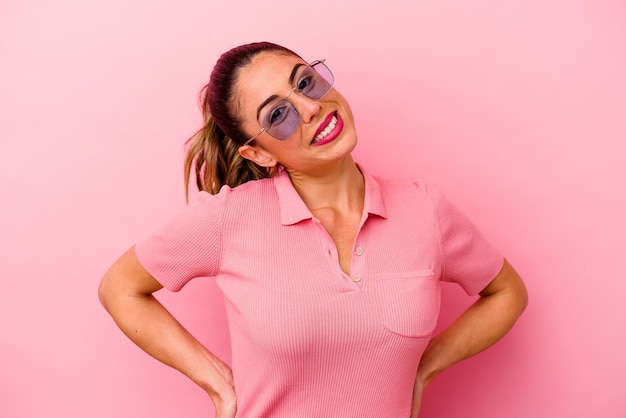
[
  {"xmin": 98, "ymin": 247, "xmax": 236, "ymax": 417},
  {"xmin": 411, "ymin": 258, "xmax": 528, "ymax": 417}
]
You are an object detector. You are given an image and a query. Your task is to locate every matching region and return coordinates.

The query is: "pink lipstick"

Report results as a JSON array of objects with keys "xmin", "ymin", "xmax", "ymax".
[{"xmin": 311, "ymin": 111, "xmax": 343, "ymax": 146}]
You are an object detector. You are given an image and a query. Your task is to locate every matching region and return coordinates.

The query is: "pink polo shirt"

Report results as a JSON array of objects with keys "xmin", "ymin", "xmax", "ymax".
[{"xmin": 135, "ymin": 168, "xmax": 503, "ymax": 417}]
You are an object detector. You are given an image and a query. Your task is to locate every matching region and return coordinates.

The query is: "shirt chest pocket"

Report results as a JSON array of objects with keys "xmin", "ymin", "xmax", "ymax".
[{"xmin": 375, "ymin": 269, "xmax": 441, "ymax": 338}]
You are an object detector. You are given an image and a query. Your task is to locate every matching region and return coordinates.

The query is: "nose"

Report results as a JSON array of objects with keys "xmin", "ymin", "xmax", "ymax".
[{"xmin": 292, "ymin": 94, "xmax": 321, "ymax": 124}]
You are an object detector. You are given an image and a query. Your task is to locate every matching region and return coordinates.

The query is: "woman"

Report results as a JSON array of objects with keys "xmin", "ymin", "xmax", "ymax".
[{"xmin": 99, "ymin": 42, "xmax": 528, "ymax": 417}]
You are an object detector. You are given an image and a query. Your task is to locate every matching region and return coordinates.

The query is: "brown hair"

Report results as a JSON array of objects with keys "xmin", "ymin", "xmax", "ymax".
[{"xmin": 184, "ymin": 42, "xmax": 301, "ymax": 198}]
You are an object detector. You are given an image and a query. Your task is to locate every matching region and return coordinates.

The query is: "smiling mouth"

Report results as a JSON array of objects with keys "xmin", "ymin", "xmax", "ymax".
[{"xmin": 312, "ymin": 112, "xmax": 338, "ymax": 144}]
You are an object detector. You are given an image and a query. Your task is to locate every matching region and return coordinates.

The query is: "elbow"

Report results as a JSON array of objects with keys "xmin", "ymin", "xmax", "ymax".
[
  {"xmin": 97, "ymin": 247, "xmax": 162, "ymax": 315},
  {"xmin": 98, "ymin": 272, "xmax": 113, "ymax": 313},
  {"xmin": 517, "ymin": 278, "xmax": 529, "ymax": 316},
  {"xmin": 505, "ymin": 268, "xmax": 528, "ymax": 319},
  {"xmin": 98, "ymin": 264, "xmax": 124, "ymax": 314},
  {"xmin": 506, "ymin": 259, "xmax": 529, "ymax": 316},
  {"xmin": 481, "ymin": 258, "xmax": 529, "ymax": 319},
  {"xmin": 510, "ymin": 262, "xmax": 529, "ymax": 316},
  {"xmin": 506, "ymin": 268, "xmax": 529, "ymax": 320}
]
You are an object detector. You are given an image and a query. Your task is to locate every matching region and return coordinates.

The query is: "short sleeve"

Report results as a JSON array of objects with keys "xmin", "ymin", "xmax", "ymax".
[
  {"xmin": 426, "ymin": 185, "xmax": 504, "ymax": 295},
  {"xmin": 134, "ymin": 187, "xmax": 229, "ymax": 291}
]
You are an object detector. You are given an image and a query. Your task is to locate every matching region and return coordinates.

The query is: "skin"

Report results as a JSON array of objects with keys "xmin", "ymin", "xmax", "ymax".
[
  {"xmin": 98, "ymin": 50, "xmax": 528, "ymax": 417},
  {"xmin": 410, "ymin": 259, "xmax": 528, "ymax": 416},
  {"xmin": 237, "ymin": 52, "xmax": 365, "ymax": 276},
  {"xmin": 98, "ymin": 248, "xmax": 237, "ymax": 417}
]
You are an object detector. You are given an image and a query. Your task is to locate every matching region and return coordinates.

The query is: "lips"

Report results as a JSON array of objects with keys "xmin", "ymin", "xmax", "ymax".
[{"xmin": 311, "ymin": 111, "xmax": 343, "ymax": 146}]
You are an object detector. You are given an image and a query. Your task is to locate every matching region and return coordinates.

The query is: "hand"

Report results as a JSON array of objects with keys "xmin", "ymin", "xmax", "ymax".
[
  {"xmin": 409, "ymin": 259, "xmax": 528, "ymax": 418},
  {"xmin": 213, "ymin": 390, "xmax": 237, "ymax": 418},
  {"xmin": 98, "ymin": 247, "xmax": 239, "ymax": 417},
  {"xmin": 410, "ymin": 371, "xmax": 426, "ymax": 418},
  {"xmin": 205, "ymin": 360, "xmax": 237, "ymax": 418},
  {"xmin": 211, "ymin": 383, "xmax": 236, "ymax": 418}
]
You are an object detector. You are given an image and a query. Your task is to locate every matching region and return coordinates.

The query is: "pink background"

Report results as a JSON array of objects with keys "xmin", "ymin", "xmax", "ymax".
[{"xmin": 2, "ymin": 0, "xmax": 625, "ymax": 417}]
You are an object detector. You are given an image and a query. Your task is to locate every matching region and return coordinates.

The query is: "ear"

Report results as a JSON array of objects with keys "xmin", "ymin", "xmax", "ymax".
[{"xmin": 238, "ymin": 144, "xmax": 278, "ymax": 168}]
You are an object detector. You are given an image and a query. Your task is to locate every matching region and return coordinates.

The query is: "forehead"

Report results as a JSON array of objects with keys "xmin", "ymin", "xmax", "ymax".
[{"xmin": 236, "ymin": 52, "xmax": 306, "ymax": 111}]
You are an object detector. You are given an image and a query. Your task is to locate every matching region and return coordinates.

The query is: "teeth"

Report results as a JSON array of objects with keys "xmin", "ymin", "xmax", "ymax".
[{"xmin": 314, "ymin": 115, "xmax": 337, "ymax": 142}]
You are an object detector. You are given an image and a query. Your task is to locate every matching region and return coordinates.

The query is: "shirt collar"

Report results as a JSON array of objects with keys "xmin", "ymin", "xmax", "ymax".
[{"xmin": 273, "ymin": 165, "xmax": 388, "ymax": 226}]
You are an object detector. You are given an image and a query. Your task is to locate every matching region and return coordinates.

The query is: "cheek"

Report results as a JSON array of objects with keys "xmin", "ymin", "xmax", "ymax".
[{"xmin": 332, "ymin": 91, "xmax": 355, "ymax": 122}]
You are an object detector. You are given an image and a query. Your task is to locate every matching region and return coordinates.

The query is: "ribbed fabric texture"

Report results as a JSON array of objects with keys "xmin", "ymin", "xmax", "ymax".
[{"xmin": 135, "ymin": 168, "xmax": 503, "ymax": 417}]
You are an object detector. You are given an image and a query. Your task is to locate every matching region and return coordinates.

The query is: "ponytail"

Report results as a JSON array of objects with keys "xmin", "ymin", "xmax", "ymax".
[
  {"xmin": 183, "ymin": 42, "xmax": 300, "ymax": 201},
  {"xmin": 183, "ymin": 115, "xmax": 274, "ymax": 200}
]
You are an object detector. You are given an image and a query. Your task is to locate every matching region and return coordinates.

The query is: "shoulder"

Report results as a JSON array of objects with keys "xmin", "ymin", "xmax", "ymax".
[
  {"xmin": 190, "ymin": 177, "xmax": 280, "ymax": 223},
  {"xmin": 189, "ymin": 177, "xmax": 277, "ymax": 206},
  {"xmin": 370, "ymin": 174, "xmax": 439, "ymax": 203},
  {"xmin": 361, "ymin": 173, "xmax": 441, "ymax": 223}
]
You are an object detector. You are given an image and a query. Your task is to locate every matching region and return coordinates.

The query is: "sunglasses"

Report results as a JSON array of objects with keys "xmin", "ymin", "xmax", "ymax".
[{"xmin": 244, "ymin": 60, "xmax": 334, "ymax": 145}]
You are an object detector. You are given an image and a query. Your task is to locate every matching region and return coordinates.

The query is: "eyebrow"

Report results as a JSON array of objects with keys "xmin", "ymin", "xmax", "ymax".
[{"xmin": 256, "ymin": 63, "xmax": 306, "ymax": 120}]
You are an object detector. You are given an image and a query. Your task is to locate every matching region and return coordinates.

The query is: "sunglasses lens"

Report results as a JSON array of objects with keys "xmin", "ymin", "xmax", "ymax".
[
  {"xmin": 263, "ymin": 99, "xmax": 300, "ymax": 140},
  {"xmin": 260, "ymin": 61, "xmax": 335, "ymax": 141},
  {"xmin": 298, "ymin": 62, "xmax": 334, "ymax": 100}
]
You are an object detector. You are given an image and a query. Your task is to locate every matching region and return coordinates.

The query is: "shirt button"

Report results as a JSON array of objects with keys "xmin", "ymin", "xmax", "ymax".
[
  {"xmin": 352, "ymin": 276, "xmax": 361, "ymax": 283},
  {"xmin": 355, "ymin": 246, "xmax": 364, "ymax": 256}
]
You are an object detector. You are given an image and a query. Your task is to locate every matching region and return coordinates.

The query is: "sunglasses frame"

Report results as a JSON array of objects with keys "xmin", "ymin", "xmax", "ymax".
[{"xmin": 243, "ymin": 59, "xmax": 334, "ymax": 145}]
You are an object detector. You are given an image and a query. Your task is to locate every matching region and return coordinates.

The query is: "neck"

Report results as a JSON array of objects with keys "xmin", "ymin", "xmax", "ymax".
[{"xmin": 286, "ymin": 157, "xmax": 365, "ymax": 214}]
